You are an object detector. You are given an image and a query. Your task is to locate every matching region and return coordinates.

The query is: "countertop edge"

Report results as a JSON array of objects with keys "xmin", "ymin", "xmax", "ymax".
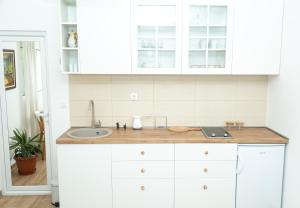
[{"xmin": 56, "ymin": 127, "xmax": 289, "ymax": 145}]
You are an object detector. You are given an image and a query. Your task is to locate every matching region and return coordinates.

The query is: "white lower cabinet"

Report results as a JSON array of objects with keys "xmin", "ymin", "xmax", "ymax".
[
  {"xmin": 112, "ymin": 144, "xmax": 175, "ymax": 208},
  {"xmin": 175, "ymin": 179, "xmax": 236, "ymax": 208},
  {"xmin": 113, "ymin": 179, "xmax": 174, "ymax": 208},
  {"xmin": 175, "ymin": 144, "xmax": 237, "ymax": 208},
  {"xmin": 57, "ymin": 143, "xmax": 285, "ymax": 208},
  {"xmin": 57, "ymin": 145, "xmax": 112, "ymax": 208}
]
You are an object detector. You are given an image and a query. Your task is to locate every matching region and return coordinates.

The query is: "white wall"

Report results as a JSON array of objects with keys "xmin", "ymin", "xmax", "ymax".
[
  {"xmin": 0, "ymin": 0, "xmax": 71, "ymax": 190},
  {"xmin": 266, "ymin": 0, "xmax": 300, "ymax": 207}
]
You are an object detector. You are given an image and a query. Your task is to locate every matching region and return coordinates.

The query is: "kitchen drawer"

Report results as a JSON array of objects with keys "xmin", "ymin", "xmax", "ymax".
[
  {"xmin": 175, "ymin": 179, "xmax": 236, "ymax": 208},
  {"xmin": 113, "ymin": 179, "xmax": 174, "ymax": 208},
  {"xmin": 175, "ymin": 144, "xmax": 237, "ymax": 161},
  {"xmin": 112, "ymin": 161, "xmax": 174, "ymax": 179},
  {"xmin": 112, "ymin": 144, "xmax": 174, "ymax": 161},
  {"xmin": 175, "ymin": 161, "xmax": 236, "ymax": 179}
]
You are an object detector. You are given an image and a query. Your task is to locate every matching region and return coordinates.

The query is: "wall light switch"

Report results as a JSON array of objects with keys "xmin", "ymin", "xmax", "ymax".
[{"xmin": 130, "ymin": 92, "xmax": 138, "ymax": 101}]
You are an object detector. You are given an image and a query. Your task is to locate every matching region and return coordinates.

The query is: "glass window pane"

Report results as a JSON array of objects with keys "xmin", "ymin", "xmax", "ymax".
[
  {"xmin": 190, "ymin": 6, "xmax": 208, "ymax": 25},
  {"xmin": 189, "ymin": 38, "xmax": 207, "ymax": 50},
  {"xmin": 138, "ymin": 50, "xmax": 156, "ymax": 68},
  {"xmin": 158, "ymin": 26, "xmax": 176, "ymax": 37},
  {"xmin": 208, "ymin": 51, "xmax": 225, "ymax": 68},
  {"xmin": 209, "ymin": 26, "xmax": 227, "ymax": 37},
  {"xmin": 138, "ymin": 26, "xmax": 156, "ymax": 37},
  {"xmin": 158, "ymin": 51, "xmax": 175, "ymax": 68},
  {"xmin": 208, "ymin": 38, "xmax": 226, "ymax": 50},
  {"xmin": 158, "ymin": 38, "xmax": 176, "ymax": 50},
  {"xmin": 138, "ymin": 38, "xmax": 156, "ymax": 49},
  {"xmin": 189, "ymin": 26, "xmax": 207, "ymax": 37},
  {"xmin": 209, "ymin": 6, "xmax": 227, "ymax": 26},
  {"xmin": 189, "ymin": 51, "xmax": 206, "ymax": 68}
]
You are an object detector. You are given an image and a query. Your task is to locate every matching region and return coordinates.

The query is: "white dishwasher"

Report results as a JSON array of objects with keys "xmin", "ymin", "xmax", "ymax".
[{"xmin": 236, "ymin": 145, "xmax": 285, "ymax": 208}]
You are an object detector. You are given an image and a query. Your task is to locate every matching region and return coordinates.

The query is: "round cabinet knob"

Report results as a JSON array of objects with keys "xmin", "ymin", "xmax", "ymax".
[
  {"xmin": 140, "ymin": 168, "xmax": 145, "ymax": 174},
  {"xmin": 140, "ymin": 186, "xmax": 145, "ymax": 191},
  {"xmin": 203, "ymin": 185, "xmax": 208, "ymax": 191},
  {"xmin": 204, "ymin": 150, "xmax": 209, "ymax": 156},
  {"xmin": 203, "ymin": 168, "xmax": 208, "ymax": 173},
  {"xmin": 140, "ymin": 151, "xmax": 145, "ymax": 156}
]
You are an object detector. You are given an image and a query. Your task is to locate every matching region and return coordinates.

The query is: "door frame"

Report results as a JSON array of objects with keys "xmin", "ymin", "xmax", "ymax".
[{"xmin": 0, "ymin": 31, "xmax": 52, "ymax": 195}]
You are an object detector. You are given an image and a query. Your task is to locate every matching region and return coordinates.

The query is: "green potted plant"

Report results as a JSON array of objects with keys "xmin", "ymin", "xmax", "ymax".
[{"xmin": 9, "ymin": 129, "xmax": 41, "ymax": 175}]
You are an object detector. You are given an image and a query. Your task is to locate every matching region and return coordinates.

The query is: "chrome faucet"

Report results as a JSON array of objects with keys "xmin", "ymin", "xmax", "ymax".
[
  {"xmin": 88, "ymin": 99, "xmax": 101, "ymax": 128},
  {"xmin": 89, "ymin": 100, "xmax": 96, "ymax": 128}
]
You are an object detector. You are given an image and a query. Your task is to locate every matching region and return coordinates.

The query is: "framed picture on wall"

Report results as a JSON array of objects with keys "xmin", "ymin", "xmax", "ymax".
[{"xmin": 3, "ymin": 49, "xmax": 16, "ymax": 90}]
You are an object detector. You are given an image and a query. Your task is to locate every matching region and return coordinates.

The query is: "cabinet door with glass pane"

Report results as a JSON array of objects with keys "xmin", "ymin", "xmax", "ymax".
[
  {"xmin": 132, "ymin": 0, "xmax": 182, "ymax": 74},
  {"xmin": 182, "ymin": 0, "xmax": 233, "ymax": 74}
]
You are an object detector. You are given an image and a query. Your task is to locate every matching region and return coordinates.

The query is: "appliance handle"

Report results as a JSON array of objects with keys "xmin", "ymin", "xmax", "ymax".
[{"xmin": 237, "ymin": 153, "xmax": 245, "ymax": 175}]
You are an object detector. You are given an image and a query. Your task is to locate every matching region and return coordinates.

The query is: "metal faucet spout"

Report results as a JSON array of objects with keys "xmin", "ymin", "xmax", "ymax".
[{"xmin": 89, "ymin": 100, "xmax": 95, "ymax": 128}]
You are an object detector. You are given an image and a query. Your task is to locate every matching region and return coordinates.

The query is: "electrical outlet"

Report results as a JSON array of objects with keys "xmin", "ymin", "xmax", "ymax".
[{"xmin": 130, "ymin": 92, "xmax": 138, "ymax": 101}]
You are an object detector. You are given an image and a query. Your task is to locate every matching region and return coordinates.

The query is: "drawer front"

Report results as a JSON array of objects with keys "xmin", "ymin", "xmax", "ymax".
[
  {"xmin": 113, "ymin": 179, "xmax": 174, "ymax": 208},
  {"xmin": 113, "ymin": 161, "xmax": 174, "ymax": 179},
  {"xmin": 112, "ymin": 144, "xmax": 174, "ymax": 161},
  {"xmin": 175, "ymin": 144, "xmax": 237, "ymax": 161},
  {"xmin": 175, "ymin": 161, "xmax": 236, "ymax": 178},
  {"xmin": 175, "ymin": 179, "xmax": 235, "ymax": 208}
]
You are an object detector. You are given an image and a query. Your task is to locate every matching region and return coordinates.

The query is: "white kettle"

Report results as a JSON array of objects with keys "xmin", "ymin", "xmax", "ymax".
[{"xmin": 132, "ymin": 116, "xmax": 143, "ymax": 130}]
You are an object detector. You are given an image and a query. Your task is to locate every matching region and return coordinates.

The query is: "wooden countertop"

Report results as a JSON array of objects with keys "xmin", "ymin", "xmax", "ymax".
[{"xmin": 56, "ymin": 127, "xmax": 288, "ymax": 144}]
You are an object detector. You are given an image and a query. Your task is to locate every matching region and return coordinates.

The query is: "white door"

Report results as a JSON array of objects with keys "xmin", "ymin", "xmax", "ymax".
[
  {"xmin": 77, "ymin": 0, "xmax": 131, "ymax": 74},
  {"xmin": 182, "ymin": 0, "xmax": 234, "ymax": 74},
  {"xmin": 57, "ymin": 145, "xmax": 112, "ymax": 208},
  {"xmin": 132, "ymin": 0, "xmax": 182, "ymax": 74},
  {"xmin": 236, "ymin": 145, "xmax": 285, "ymax": 208},
  {"xmin": 232, "ymin": 0, "xmax": 284, "ymax": 74}
]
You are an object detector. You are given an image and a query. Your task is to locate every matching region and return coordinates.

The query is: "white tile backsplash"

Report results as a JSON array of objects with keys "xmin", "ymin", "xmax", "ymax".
[{"xmin": 69, "ymin": 75, "xmax": 267, "ymax": 127}]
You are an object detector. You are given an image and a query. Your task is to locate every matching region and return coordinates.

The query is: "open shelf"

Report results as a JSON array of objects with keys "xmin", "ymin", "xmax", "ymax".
[
  {"xmin": 60, "ymin": 0, "xmax": 77, "ymax": 23},
  {"xmin": 60, "ymin": 0, "xmax": 79, "ymax": 73},
  {"xmin": 62, "ymin": 50, "xmax": 79, "ymax": 73}
]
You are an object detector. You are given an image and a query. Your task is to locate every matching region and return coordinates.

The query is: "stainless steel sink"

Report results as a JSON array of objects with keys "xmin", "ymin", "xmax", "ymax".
[{"xmin": 67, "ymin": 128, "xmax": 112, "ymax": 139}]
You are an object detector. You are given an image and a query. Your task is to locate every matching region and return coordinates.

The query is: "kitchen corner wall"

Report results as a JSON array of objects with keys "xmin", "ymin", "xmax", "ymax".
[{"xmin": 70, "ymin": 75, "xmax": 267, "ymax": 127}]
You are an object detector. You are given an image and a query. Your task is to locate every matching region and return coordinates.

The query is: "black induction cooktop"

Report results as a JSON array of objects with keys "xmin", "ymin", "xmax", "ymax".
[{"xmin": 202, "ymin": 127, "xmax": 232, "ymax": 139}]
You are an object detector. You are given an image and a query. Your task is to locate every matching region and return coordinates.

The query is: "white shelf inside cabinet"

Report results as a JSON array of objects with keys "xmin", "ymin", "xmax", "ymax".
[
  {"xmin": 189, "ymin": 49, "xmax": 206, "ymax": 51},
  {"xmin": 208, "ymin": 49, "xmax": 226, "ymax": 51},
  {"xmin": 61, "ymin": 71, "xmax": 80, "ymax": 75},
  {"xmin": 158, "ymin": 49, "xmax": 176, "ymax": 51},
  {"xmin": 61, "ymin": 22, "xmax": 77, "ymax": 25},
  {"xmin": 62, "ymin": 47, "xmax": 78, "ymax": 50}
]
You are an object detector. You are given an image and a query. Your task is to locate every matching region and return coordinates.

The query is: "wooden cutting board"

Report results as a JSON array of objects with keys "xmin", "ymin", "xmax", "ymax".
[{"xmin": 168, "ymin": 127, "xmax": 202, "ymax": 133}]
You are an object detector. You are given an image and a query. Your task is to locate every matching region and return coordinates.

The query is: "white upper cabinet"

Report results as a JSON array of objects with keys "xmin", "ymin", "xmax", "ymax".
[
  {"xmin": 77, "ymin": 0, "xmax": 131, "ymax": 74},
  {"xmin": 132, "ymin": 0, "xmax": 182, "ymax": 74},
  {"xmin": 63, "ymin": 0, "xmax": 284, "ymax": 75},
  {"xmin": 232, "ymin": 0, "xmax": 284, "ymax": 74},
  {"xmin": 182, "ymin": 0, "xmax": 234, "ymax": 74}
]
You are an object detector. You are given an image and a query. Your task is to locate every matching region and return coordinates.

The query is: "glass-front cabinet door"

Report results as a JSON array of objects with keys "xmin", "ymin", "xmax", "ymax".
[
  {"xmin": 182, "ymin": 0, "xmax": 233, "ymax": 74},
  {"xmin": 132, "ymin": 0, "xmax": 181, "ymax": 74}
]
